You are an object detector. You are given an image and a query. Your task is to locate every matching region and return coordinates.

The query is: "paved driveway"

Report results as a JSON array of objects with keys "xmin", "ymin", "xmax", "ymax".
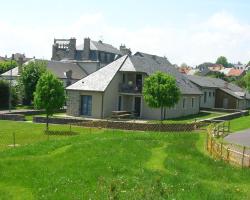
[{"xmin": 224, "ymin": 129, "xmax": 250, "ymax": 147}]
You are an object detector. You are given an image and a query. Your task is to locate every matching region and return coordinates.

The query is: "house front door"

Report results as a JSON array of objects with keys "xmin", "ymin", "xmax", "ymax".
[{"xmin": 134, "ymin": 97, "xmax": 141, "ymax": 117}]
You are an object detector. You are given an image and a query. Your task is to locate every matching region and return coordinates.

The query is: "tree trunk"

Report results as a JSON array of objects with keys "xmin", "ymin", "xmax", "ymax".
[
  {"xmin": 160, "ymin": 106, "xmax": 163, "ymax": 123},
  {"xmin": 46, "ymin": 113, "xmax": 49, "ymax": 131},
  {"xmin": 164, "ymin": 108, "xmax": 166, "ymax": 120}
]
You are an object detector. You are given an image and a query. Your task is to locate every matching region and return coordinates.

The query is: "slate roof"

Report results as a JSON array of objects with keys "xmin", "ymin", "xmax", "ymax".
[
  {"xmin": 67, "ymin": 53, "xmax": 202, "ymax": 95},
  {"xmin": 67, "ymin": 55, "xmax": 128, "ymax": 92},
  {"xmin": 76, "ymin": 40, "xmax": 121, "ymax": 55},
  {"xmin": 0, "ymin": 60, "xmax": 88, "ymax": 80},
  {"xmin": 120, "ymin": 54, "xmax": 202, "ymax": 95},
  {"xmin": 187, "ymin": 75, "xmax": 250, "ymax": 99}
]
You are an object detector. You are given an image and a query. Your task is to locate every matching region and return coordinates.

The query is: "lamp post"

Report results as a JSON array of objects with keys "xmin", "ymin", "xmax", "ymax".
[{"xmin": 8, "ymin": 54, "xmax": 14, "ymax": 112}]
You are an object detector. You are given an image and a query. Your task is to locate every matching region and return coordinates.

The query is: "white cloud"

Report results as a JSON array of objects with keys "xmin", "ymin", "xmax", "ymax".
[{"xmin": 1, "ymin": 11, "xmax": 250, "ymax": 66}]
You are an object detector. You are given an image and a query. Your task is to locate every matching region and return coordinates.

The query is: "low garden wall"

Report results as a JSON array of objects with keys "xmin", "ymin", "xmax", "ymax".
[
  {"xmin": 33, "ymin": 116, "xmax": 208, "ymax": 132},
  {"xmin": 0, "ymin": 114, "xmax": 25, "ymax": 121},
  {"xmin": 203, "ymin": 110, "xmax": 249, "ymax": 122}
]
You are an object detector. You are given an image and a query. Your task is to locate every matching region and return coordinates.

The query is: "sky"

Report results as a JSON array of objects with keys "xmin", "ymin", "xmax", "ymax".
[{"xmin": 1, "ymin": 0, "xmax": 250, "ymax": 66}]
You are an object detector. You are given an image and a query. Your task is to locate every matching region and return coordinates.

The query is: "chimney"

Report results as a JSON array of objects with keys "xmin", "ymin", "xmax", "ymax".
[
  {"xmin": 120, "ymin": 44, "xmax": 131, "ymax": 55},
  {"xmin": 83, "ymin": 37, "xmax": 90, "ymax": 60}
]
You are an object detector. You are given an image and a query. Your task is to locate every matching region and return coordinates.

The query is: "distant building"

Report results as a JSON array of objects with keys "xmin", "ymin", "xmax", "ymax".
[{"xmin": 51, "ymin": 37, "xmax": 124, "ymax": 64}]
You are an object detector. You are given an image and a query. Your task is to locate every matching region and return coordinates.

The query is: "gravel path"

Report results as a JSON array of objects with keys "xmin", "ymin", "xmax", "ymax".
[{"xmin": 224, "ymin": 129, "xmax": 250, "ymax": 147}]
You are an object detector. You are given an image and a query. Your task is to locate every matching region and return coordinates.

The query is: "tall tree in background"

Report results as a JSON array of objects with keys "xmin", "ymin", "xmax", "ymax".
[
  {"xmin": 19, "ymin": 60, "xmax": 47, "ymax": 105},
  {"xmin": 216, "ymin": 56, "xmax": 229, "ymax": 68},
  {"xmin": 0, "ymin": 80, "xmax": 18, "ymax": 109},
  {"xmin": 244, "ymin": 72, "xmax": 250, "ymax": 92},
  {"xmin": 34, "ymin": 72, "xmax": 65, "ymax": 131},
  {"xmin": 143, "ymin": 71, "xmax": 181, "ymax": 121}
]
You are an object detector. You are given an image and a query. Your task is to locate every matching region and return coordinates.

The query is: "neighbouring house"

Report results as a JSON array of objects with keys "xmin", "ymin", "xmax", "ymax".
[
  {"xmin": 0, "ymin": 59, "xmax": 88, "ymax": 87},
  {"xmin": 66, "ymin": 53, "xmax": 202, "ymax": 120},
  {"xmin": 178, "ymin": 66, "xmax": 192, "ymax": 74},
  {"xmin": 187, "ymin": 75, "xmax": 250, "ymax": 110},
  {"xmin": 197, "ymin": 63, "xmax": 224, "ymax": 76},
  {"xmin": 227, "ymin": 68, "xmax": 246, "ymax": 78}
]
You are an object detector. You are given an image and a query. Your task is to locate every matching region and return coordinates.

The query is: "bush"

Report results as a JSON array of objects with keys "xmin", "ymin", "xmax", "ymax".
[{"xmin": 0, "ymin": 80, "xmax": 18, "ymax": 109}]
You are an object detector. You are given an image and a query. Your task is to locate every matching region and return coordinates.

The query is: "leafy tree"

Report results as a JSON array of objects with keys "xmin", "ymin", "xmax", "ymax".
[
  {"xmin": 0, "ymin": 80, "xmax": 18, "ymax": 109},
  {"xmin": 235, "ymin": 76, "xmax": 246, "ymax": 88},
  {"xmin": 247, "ymin": 61, "xmax": 250, "ymax": 66},
  {"xmin": 216, "ymin": 56, "xmax": 229, "ymax": 68},
  {"xmin": 0, "ymin": 60, "xmax": 17, "ymax": 74},
  {"xmin": 19, "ymin": 60, "xmax": 47, "ymax": 105},
  {"xmin": 143, "ymin": 71, "xmax": 181, "ymax": 121},
  {"xmin": 34, "ymin": 72, "xmax": 65, "ymax": 131},
  {"xmin": 244, "ymin": 72, "xmax": 250, "ymax": 92}
]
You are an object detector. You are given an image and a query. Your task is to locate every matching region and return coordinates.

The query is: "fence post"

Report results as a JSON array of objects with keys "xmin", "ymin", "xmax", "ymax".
[
  {"xmin": 220, "ymin": 143, "xmax": 223, "ymax": 159},
  {"xmin": 13, "ymin": 132, "xmax": 16, "ymax": 148},
  {"xmin": 69, "ymin": 123, "xmax": 72, "ymax": 133},
  {"xmin": 227, "ymin": 148, "xmax": 230, "ymax": 162},
  {"xmin": 241, "ymin": 146, "xmax": 246, "ymax": 168}
]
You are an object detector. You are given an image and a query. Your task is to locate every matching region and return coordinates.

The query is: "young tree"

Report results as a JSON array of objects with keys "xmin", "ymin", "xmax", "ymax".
[
  {"xmin": 19, "ymin": 60, "xmax": 47, "ymax": 105},
  {"xmin": 216, "ymin": 56, "xmax": 229, "ymax": 68},
  {"xmin": 143, "ymin": 71, "xmax": 181, "ymax": 121},
  {"xmin": 34, "ymin": 72, "xmax": 65, "ymax": 131}
]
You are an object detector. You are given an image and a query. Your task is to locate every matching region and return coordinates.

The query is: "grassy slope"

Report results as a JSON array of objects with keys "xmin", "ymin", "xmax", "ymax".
[{"xmin": 0, "ymin": 121, "xmax": 250, "ymax": 199}]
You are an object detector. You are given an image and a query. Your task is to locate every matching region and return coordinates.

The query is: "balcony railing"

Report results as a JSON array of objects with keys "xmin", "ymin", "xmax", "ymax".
[{"xmin": 119, "ymin": 83, "xmax": 142, "ymax": 93}]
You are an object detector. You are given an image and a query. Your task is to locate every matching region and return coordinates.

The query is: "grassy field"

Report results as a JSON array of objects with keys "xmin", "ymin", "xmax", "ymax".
[
  {"xmin": 151, "ymin": 111, "xmax": 225, "ymax": 124},
  {"xmin": 0, "ymin": 120, "xmax": 250, "ymax": 199}
]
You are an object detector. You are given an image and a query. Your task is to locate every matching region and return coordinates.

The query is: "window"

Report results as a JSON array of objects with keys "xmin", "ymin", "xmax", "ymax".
[
  {"xmin": 183, "ymin": 98, "xmax": 186, "ymax": 109},
  {"xmin": 81, "ymin": 95, "xmax": 92, "ymax": 116},
  {"xmin": 209, "ymin": 92, "xmax": 211, "ymax": 97},
  {"xmin": 192, "ymin": 98, "xmax": 195, "ymax": 108},
  {"xmin": 213, "ymin": 92, "xmax": 215, "ymax": 97},
  {"xmin": 204, "ymin": 92, "xmax": 207, "ymax": 103}
]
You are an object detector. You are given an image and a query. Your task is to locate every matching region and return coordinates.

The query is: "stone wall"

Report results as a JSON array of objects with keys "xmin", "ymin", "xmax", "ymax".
[
  {"xmin": 33, "ymin": 116, "xmax": 206, "ymax": 132},
  {"xmin": 0, "ymin": 114, "xmax": 25, "ymax": 121}
]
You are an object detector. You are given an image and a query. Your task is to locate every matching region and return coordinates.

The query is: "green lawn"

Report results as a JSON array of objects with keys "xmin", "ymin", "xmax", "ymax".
[
  {"xmin": 0, "ymin": 120, "xmax": 250, "ymax": 199},
  {"xmin": 229, "ymin": 114, "xmax": 250, "ymax": 132},
  {"xmin": 150, "ymin": 111, "xmax": 225, "ymax": 124}
]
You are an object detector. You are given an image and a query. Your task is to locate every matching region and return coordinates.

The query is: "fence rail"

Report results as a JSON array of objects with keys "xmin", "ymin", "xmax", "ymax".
[{"xmin": 206, "ymin": 123, "xmax": 250, "ymax": 168}]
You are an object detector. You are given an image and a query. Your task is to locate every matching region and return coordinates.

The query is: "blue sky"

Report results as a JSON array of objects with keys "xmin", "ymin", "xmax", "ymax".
[{"xmin": 1, "ymin": 0, "xmax": 250, "ymax": 65}]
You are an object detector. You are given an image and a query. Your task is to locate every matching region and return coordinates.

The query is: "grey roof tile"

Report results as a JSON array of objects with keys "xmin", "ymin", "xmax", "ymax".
[
  {"xmin": 66, "ymin": 55, "xmax": 128, "ymax": 92},
  {"xmin": 187, "ymin": 75, "xmax": 250, "ymax": 99},
  {"xmin": 76, "ymin": 40, "xmax": 121, "ymax": 55}
]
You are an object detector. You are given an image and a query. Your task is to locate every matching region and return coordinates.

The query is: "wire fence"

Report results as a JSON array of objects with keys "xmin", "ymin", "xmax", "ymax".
[{"xmin": 206, "ymin": 123, "xmax": 250, "ymax": 168}]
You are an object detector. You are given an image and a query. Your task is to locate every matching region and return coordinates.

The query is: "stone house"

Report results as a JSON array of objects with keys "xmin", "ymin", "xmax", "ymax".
[
  {"xmin": 187, "ymin": 75, "xmax": 250, "ymax": 110},
  {"xmin": 66, "ymin": 53, "xmax": 202, "ymax": 120},
  {"xmin": 51, "ymin": 38, "xmax": 125, "ymax": 64}
]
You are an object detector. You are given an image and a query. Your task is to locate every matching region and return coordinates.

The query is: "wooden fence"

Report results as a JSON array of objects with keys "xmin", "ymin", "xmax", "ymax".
[{"xmin": 207, "ymin": 124, "xmax": 250, "ymax": 168}]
